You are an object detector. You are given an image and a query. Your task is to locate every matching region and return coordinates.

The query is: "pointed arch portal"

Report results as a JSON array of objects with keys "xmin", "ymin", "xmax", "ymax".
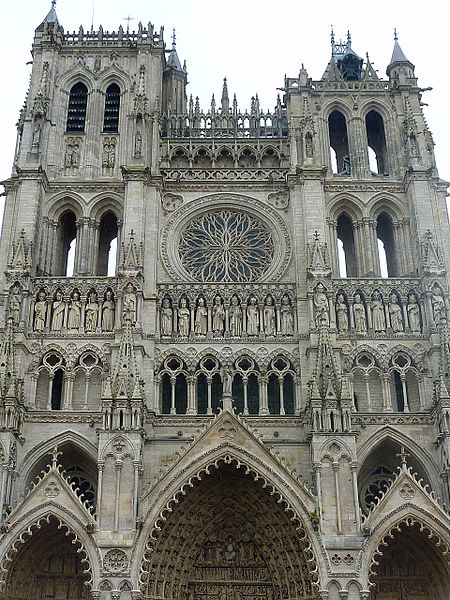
[
  {"xmin": 1, "ymin": 515, "xmax": 91, "ymax": 599},
  {"xmin": 140, "ymin": 461, "xmax": 318, "ymax": 600}
]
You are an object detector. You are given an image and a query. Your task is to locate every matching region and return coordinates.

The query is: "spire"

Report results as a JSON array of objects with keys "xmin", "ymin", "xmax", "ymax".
[
  {"xmin": 221, "ymin": 77, "xmax": 229, "ymax": 113},
  {"xmin": 0, "ymin": 317, "xmax": 18, "ymax": 399},
  {"xmin": 166, "ymin": 28, "xmax": 183, "ymax": 72},
  {"xmin": 387, "ymin": 29, "xmax": 415, "ymax": 77},
  {"xmin": 43, "ymin": 0, "xmax": 58, "ymax": 24},
  {"xmin": 111, "ymin": 315, "xmax": 141, "ymax": 399}
]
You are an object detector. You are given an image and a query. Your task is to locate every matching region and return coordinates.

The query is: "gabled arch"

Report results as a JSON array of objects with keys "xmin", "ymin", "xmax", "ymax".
[
  {"xmin": 97, "ymin": 65, "xmax": 133, "ymax": 92},
  {"xmin": 88, "ymin": 191, "xmax": 124, "ymax": 222},
  {"xmin": 45, "ymin": 192, "xmax": 85, "ymax": 221},
  {"xmin": 367, "ymin": 192, "xmax": 406, "ymax": 221},
  {"xmin": 57, "ymin": 66, "xmax": 96, "ymax": 95},
  {"xmin": 328, "ymin": 193, "xmax": 364, "ymax": 222}
]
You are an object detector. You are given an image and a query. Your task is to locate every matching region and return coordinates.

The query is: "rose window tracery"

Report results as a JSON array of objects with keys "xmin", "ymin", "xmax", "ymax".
[{"xmin": 178, "ymin": 209, "xmax": 275, "ymax": 282}]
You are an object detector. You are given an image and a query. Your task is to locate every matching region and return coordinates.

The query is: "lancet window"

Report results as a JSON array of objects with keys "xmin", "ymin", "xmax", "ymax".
[
  {"xmin": 336, "ymin": 213, "xmax": 357, "ymax": 276},
  {"xmin": 66, "ymin": 82, "xmax": 88, "ymax": 132},
  {"xmin": 366, "ymin": 110, "xmax": 388, "ymax": 175},
  {"xmin": 267, "ymin": 357, "xmax": 295, "ymax": 415},
  {"xmin": 103, "ymin": 83, "xmax": 121, "ymax": 132},
  {"xmin": 376, "ymin": 212, "xmax": 398, "ymax": 277},
  {"xmin": 97, "ymin": 212, "xmax": 118, "ymax": 276},
  {"xmin": 328, "ymin": 110, "xmax": 350, "ymax": 174},
  {"xmin": 57, "ymin": 210, "xmax": 77, "ymax": 276},
  {"xmin": 35, "ymin": 352, "xmax": 66, "ymax": 410},
  {"xmin": 160, "ymin": 357, "xmax": 188, "ymax": 414}
]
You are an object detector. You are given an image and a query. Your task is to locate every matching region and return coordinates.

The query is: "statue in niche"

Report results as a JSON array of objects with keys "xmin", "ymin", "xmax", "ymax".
[
  {"xmin": 305, "ymin": 132, "xmax": 313, "ymax": 158},
  {"xmin": 85, "ymin": 292, "xmax": 99, "ymax": 332},
  {"xmin": 194, "ymin": 297, "xmax": 207, "ymax": 335},
  {"xmin": 221, "ymin": 365, "xmax": 233, "ymax": 396},
  {"xmin": 336, "ymin": 294, "xmax": 349, "ymax": 332},
  {"xmin": 314, "ymin": 283, "xmax": 329, "ymax": 327},
  {"xmin": 229, "ymin": 295, "xmax": 242, "ymax": 337},
  {"xmin": 34, "ymin": 291, "xmax": 47, "ymax": 331},
  {"xmin": 246, "ymin": 296, "xmax": 259, "ymax": 336},
  {"xmin": 407, "ymin": 293, "xmax": 421, "ymax": 332},
  {"xmin": 353, "ymin": 293, "xmax": 367, "ymax": 333},
  {"xmin": 67, "ymin": 291, "xmax": 81, "ymax": 330},
  {"xmin": 134, "ymin": 130, "xmax": 142, "ymax": 158},
  {"xmin": 212, "ymin": 295, "xmax": 225, "ymax": 336},
  {"xmin": 51, "ymin": 291, "xmax": 65, "ymax": 331},
  {"xmin": 264, "ymin": 296, "xmax": 276, "ymax": 336},
  {"xmin": 371, "ymin": 291, "xmax": 386, "ymax": 332},
  {"xmin": 280, "ymin": 295, "xmax": 294, "ymax": 335},
  {"xmin": 161, "ymin": 298, "xmax": 173, "ymax": 337},
  {"xmin": 32, "ymin": 118, "xmax": 41, "ymax": 148},
  {"xmin": 102, "ymin": 290, "xmax": 115, "ymax": 332},
  {"xmin": 8, "ymin": 285, "xmax": 22, "ymax": 326},
  {"xmin": 123, "ymin": 283, "xmax": 137, "ymax": 324},
  {"xmin": 431, "ymin": 285, "xmax": 446, "ymax": 323},
  {"xmin": 178, "ymin": 297, "xmax": 190, "ymax": 337},
  {"xmin": 389, "ymin": 293, "xmax": 403, "ymax": 332}
]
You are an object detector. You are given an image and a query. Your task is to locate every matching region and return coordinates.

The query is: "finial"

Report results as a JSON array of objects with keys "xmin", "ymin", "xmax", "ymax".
[
  {"xmin": 51, "ymin": 445, "xmax": 62, "ymax": 469},
  {"xmin": 330, "ymin": 25, "xmax": 335, "ymax": 47},
  {"xmin": 172, "ymin": 27, "xmax": 176, "ymax": 48},
  {"xmin": 347, "ymin": 30, "xmax": 351, "ymax": 46},
  {"xmin": 394, "ymin": 27, "xmax": 398, "ymax": 42},
  {"xmin": 123, "ymin": 15, "xmax": 134, "ymax": 33},
  {"xmin": 396, "ymin": 445, "xmax": 410, "ymax": 469},
  {"xmin": 51, "ymin": 0, "xmax": 56, "ymax": 7}
]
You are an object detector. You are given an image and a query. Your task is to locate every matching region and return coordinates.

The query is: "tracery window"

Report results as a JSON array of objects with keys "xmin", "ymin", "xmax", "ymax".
[
  {"xmin": 103, "ymin": 83, "xmax": 120, "ymax": 132},
  {"xmin": 66, "ymin": 82, "xmax": 88, "ymax": 132},
  {"xmin": 360, "ymin": 465, "xmax": 392, "ymax": 512},
  {"xmin": 178, "ymin": 209, "xmax": 274, "ymax": 282}
]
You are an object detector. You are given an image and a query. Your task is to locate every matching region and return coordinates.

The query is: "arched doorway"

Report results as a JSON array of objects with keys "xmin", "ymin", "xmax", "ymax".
[
  {"xmin": 2, "ymin": 515, "xmax": 91, "ymax": 599},
  {"xmin": 141, "ymin": 462, "xmax": 318, "ymax": 600},
  {"xmin": 370, "ymin": 520, "xmax": 450, "ymax": 599}
]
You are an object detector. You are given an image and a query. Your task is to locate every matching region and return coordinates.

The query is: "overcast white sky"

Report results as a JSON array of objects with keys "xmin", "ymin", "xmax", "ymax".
[{"xmin": 0, "ymin": 0, "xmax": 449, "ymax": 187}]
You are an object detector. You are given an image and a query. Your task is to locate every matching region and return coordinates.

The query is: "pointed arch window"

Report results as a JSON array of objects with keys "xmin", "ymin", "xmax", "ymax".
[
  {"xmin": 328, "ymin": 110, "xmax": 350, "ymax": 174},
  {"xmin": 97, "ymin": 212, "xmax": 118, "ymax": 276},
  {"xmin": 376, "ymin": 212, "xmax": 398, "ymax": 277},
  {"xmin": 66, "ymin": 82, "xmax": 88, "ymax": 132},
  {"xmin": 366, "ymin": 110, "xmax": 388, "ymax": 175},
  {"xmin": 103, "ymin": 83, "xmax": 121, "ymax": 132},
  {"xmin": 58, "ymin": 210, "xmax": 77, "ymax": 276},
  {"xmin": 337, "ymin": 213, "xmax": 357, "ymax": 276}
]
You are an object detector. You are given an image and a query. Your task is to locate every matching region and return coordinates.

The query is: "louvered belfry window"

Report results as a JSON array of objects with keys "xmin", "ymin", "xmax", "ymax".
[
  {"xmin": 66, "ymin": 82, "xmax": 88, "ymax": 132},
  {"xmin": 103, "ymin": 83, "xmax": 120, "ymax": 132}
]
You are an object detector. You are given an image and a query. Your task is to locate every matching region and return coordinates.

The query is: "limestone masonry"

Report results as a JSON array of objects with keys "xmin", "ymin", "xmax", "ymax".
[{"xmin": 0, "ymin": 4, "xmax": 449, "ymax": 599}]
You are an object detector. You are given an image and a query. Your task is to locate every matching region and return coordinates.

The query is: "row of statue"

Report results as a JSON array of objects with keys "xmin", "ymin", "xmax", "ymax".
[
  {"xmin": 31, "ymin": 284, "xmax": 137, "ymax": 332},
  {"xmin": 312, "ymin": 284, "xmax": 447, "ymax": 333},
  {"xmin": 160, "ymin": 294, "xmax": 295, "ymax": 337}
]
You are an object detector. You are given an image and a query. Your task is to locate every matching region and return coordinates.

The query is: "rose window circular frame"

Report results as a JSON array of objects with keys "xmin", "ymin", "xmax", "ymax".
[{"xmin": 161, "ymin": 194, "xmax": 291, "ymax": 283}]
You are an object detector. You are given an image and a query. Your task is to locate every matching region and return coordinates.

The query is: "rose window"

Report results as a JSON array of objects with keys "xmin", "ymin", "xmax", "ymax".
[{"xmin": 178, "ymin": 210, "xmax": 275, "ymax": 282}]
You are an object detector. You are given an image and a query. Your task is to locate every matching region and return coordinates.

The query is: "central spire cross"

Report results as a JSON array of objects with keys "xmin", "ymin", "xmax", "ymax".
[{"xmin": 123, "ymin": 15, "xmax": 134, "ymax": 32}]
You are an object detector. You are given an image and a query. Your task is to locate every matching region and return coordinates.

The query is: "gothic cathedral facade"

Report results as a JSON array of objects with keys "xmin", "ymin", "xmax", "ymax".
[{"xmin": 0, "ymin": 5, "xmax": 449, "ymax": 600}]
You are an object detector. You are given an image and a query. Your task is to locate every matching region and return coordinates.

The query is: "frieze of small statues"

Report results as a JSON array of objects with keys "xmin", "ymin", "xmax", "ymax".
[
  {"xmin": 160, "ymin": 293, "xmax": 295, "ymax": 338},
  {"xmin": 31, "ymin": 285, "xmax": 138, "ymax": 333}
]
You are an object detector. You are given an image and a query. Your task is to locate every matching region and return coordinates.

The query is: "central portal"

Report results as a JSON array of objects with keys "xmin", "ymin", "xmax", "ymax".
[{"xmin": 141, "ymin": 463, "xmax": 318, "ymax": 600}]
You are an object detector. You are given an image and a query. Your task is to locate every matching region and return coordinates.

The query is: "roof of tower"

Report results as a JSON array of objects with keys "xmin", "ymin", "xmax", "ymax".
[
  {"xmin": 43, "ymin": 0, "xmax": 58, "ymax": 24},
  {"xmin": 322, "ymin": 30, "xmax": 363, "ymax": 80},
  {"xmin": 165, "ymin": 28, "xmax": 183, "ymax": 72},
  {"xmin": 388, "ymin": 29, "xmax": 412, "ymax": 65}
]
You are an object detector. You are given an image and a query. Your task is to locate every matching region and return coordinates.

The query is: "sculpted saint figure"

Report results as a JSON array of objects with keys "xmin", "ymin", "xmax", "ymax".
[
  {"xmin": 371, "ymin": 291, "xmax": 386, "ymax": 332},
  {"xmin": 407, "ymin": 294, "xmax": 421, "ymax": 333},
  {"xmin": 85, "ymin": 292, "xmax": 99, "ymax": 332},
  {"xmin": 264, "ymin": 296, "xmax": 276, "ymax": 336},
  {"xmin": 229, "ymin": 296, "xmax": 242, "ymax": 337},
  {"xmin": 161, "ymin": 298, "xmax": 173, "ymax": 337},
  {"xmin": 195, "ymin": 297, "xmax": 208, "ymax": 335},
  {"xmin": 432, "ymin": 286, "xmax": 446, "ymax": 323},
  {"xmin": 51, "ymin": 291, "xmax": 65, "ymax": 331},
  {"xmin": 34, "ymin": 291, "xmax": 47, "ymax": 331},
  {"xmin": 67, "ymin": 291, "xmax": 82, "ymax": 330},
  {"xmin": 9, "ymin": 285, "xmax": 22, "ymax": 326},
  {"xmin": 178, "ymin": 297, "xmax": 190, "ymax": 337},
  {"xmin": 123, "ymin": 283, "xmax": 137, "ymax": 323},
  {"xmin": 389, "ymin": 293, "xmax": 403, "ymax": 332},
  {"xmin": 336, "ymin": 294, "xmax": 349, "ymax": 332},
  {"xmin": 212, "ymin": 296, "xmax": 225, "ymax": 336},
  {"xmin": 280, "ymin": 295, "xmax": 294, "ymax": 335},
  {"xmin": 247, "ymin": 296, "xmax": 259, "ymax": 336},
  {"xmin": 314, "ymin": 283, "xmax": 329, "ymax": 327},
  {"xmin": 102, "ymin": 290, "xmax": 115, "ymax": 332},
  {"xmin": 353, "ymin": 294, "xmax": 367, "ymax": 333}
]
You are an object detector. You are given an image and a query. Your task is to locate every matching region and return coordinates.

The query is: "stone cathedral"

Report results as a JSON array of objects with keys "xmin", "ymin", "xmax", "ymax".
[{"xmin": 0, "ymin": 3, "xmax": 450, "ymax": 599}]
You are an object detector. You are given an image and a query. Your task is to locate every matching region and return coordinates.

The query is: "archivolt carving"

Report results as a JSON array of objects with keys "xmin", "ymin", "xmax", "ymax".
[{"xmin": 161, "ymin": 194, "xmax": 292, "ymax": 283}]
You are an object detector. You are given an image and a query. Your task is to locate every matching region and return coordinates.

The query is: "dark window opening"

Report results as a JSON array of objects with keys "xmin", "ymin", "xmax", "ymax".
[
  {"xmin": 103, "ymin": 83, "xmax": 121, "ymax": 132},
  {"xmin": 366, "ymin": 110, "xmax": 388, "ymax": 175},
  {"xmin": 268, "ymin": 374, "xmax": 280, "ymax": 414},
  {"xmin": 97, "ymin": 212, "xmax": 118, "ymax": 276},
  {"xmin": 394, "ymin": 371, "xmax": 405, "ymax": 412},
  {"xmin": 161, "ymin": 373, "xmax": 171, "ymax": 414},
  {"xmin": 283, "ymin": 374, "xmax": 295, "ymax": 415},
  {"xmin": 66, "ymin": 82, "xmax": 88, "ymax": 132},
  {"xmin": 51, "ymin": 369, "xmax": 64, "ymax": 410},
  {"xmin": 376, "ymin": 212, "xmax": 398, "ymax": 277},
  {"xmin": 58, "ymin": 211, "xmax": 77, "ymax": 276},
  {"xmin": 328, "ymin": 110, "xmax": 350, "ymax": 174},
  {"xmin": 337, "ymin": 213, "xmax": 357, "ymax": 276}
]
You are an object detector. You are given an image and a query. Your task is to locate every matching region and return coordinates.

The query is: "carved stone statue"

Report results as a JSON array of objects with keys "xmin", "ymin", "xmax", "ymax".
[
  {"xmin": 371, "ymin": 291, "xmax": 386, "ymax": 332},
  {"xmin": 102, "ymin": 290, "xmax": 115, "ymax": 332},
  {"xmin": 67, "ymin": 291, "xmax": 81, "ymax": 330},
  {"xmin": 229, "ymin": 296, "xmax": 242, "ymax": 337},
  {"xmin": 212, "ymin": 296, "xmax": 225, "ymax": 336},
  {"xmin": 336, "ymin": 294, "xmax": 349, "ymax": 332},
  {"xmin": 85, "ymin": 292, "xmax": 99, "ymax": 332},
  {"xmin": 51, "ymin": 291, "xmax": 65, "ymax": 331},
  {"xmin": 161, "ymin": 298, "xmax": 173, "ymax": 337},
  {"xmin": 389, "ymin": 293, "xmax": 403, "ymax": 332},
  {"xmin": 263, "ymin": 296, "xmax": 276, "ymax": 336},
  {"xmin": 195, "ymin": 297, "xmax": 208, "ymax": 335},
  {"xmin": 353, "ymin": 294, "xmax": 367, "ymax": 333},
  {"xmin": 314, "ymin": 283, "xmax": 329, "ymax": 327},
  {"xmin": 178, "ymin": 297, "xmax": 190, "ymax": 337},
  {"xmin": 246, "ymin": 296, "xmax": 259, "ymax": 336},
  {"xmin": 280, "ymin": 295, "xmax": 294, "ymax": 335},
  {"xmin": 8, "ymin": 285, "xmax": 22, "ymax": 326},
  {"xmin": 123, "ymin": 283, "xmax": 137, "ymax": 324},
  {"xmin": 407, "ymin": 294, "xmax": 421, "ymax": 333},
  {"xmin": 431, "ymin": 285, "xmax": 446, "ymax": 323},
  {"xmin": 338, "ymin": 155, "xmax": 351, "ymax": 175},
  {"xmin": 34, "ymin": 291, "xmax": 47, "ymax": 331},
  {"xmin": 134, "ymin": 130, "xmax": 142, "ymax": 158}
]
